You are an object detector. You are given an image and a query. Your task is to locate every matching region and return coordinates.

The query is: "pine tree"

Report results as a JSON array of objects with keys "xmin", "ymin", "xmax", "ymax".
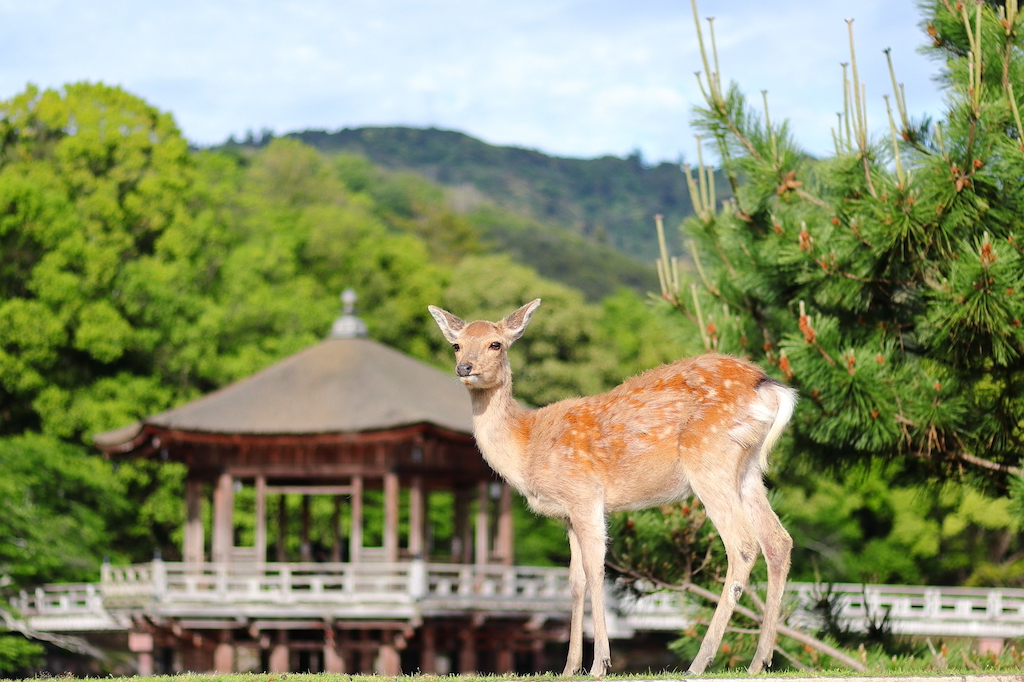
[{"xmin": 658, "ymin": 0, "xmax": 1024, "ymax": 488}]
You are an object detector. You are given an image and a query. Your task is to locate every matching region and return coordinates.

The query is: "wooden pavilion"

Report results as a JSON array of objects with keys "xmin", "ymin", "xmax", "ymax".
[{"xmin": 93, "ymin": 292, "xmax": 568, "ymax": 675}]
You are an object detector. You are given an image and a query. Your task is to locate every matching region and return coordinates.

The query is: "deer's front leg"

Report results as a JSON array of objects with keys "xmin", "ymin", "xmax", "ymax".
[
  {"xmin": 563, "ymin": 525, "xmax": 587, "ymax": 675},
  {"xmin": 569, "ymin": 501, "xmax": 611, "ymax": 677}
]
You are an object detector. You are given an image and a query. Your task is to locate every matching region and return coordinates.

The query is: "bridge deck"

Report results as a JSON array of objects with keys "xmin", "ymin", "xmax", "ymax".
[{"xmin": 12, "ymin": 562, "xmax": 1024, "ymax": 640}]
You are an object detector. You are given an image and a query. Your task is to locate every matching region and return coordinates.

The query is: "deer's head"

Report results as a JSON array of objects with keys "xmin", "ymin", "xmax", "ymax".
[{"xmin": 428, "ymin": 299, "xmax": 541, "ymax": 390}]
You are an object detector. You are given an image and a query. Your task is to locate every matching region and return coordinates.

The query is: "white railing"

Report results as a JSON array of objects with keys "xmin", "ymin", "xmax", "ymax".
[
  {"xmin": 425, "ymin": 564, "xmax": 570, "ymax": 601},
  {"xmin": 10, "ymin": 583, "xmax": 128, "ymax": 632},
  {"xmin": 99, "ymin": 561, "xmax": 572, "ymax": 610},
  {"xmin": 12, "ymin": 583, "xmax": 104, "ymax": 616},
  {"xmin": 788, "ymin": 582, "xmax": 1024, "ymax": 639},
  {"xmin": 100, "ymin": 563, "xmax": 155, "ymax": 604},
  {"xmin": 15, "ymin": 570, "xmax": 1024, "ymax": 640}
]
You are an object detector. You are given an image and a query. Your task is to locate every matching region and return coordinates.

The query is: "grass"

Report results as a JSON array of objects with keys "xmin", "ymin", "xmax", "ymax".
[{"xmin": 4, "ymin": 668, "xmax": 1023, "ymax": 682}]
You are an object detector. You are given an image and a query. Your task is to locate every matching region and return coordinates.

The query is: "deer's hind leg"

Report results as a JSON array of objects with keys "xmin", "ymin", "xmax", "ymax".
[
  {"xmin": 740, "ymin": 466, "xmax": 792, "ymax": 674},
  {"xmin": 685, "ymin": 459, "xmax": 761, "ymax": 675}
]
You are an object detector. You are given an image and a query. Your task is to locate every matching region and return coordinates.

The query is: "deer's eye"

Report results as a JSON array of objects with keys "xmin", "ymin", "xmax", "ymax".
[
  {"xmin": 489, "ymin": 341, "xmax": 502, "ymax": 350},
  {"xmin": 452, "ymin": 343, "xmax": 460, "ymax": 352}
]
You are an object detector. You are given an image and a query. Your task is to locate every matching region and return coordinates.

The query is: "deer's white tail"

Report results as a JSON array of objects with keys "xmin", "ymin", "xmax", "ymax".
[{"xmin": 756, "ymin": 379, "xmax": 798, "ymax": 471}]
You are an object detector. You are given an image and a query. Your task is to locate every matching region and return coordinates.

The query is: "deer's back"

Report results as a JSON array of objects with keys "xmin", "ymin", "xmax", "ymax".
[{"xmin": 522, "ymin": 353, "xmax": 775, "ymax": 511}]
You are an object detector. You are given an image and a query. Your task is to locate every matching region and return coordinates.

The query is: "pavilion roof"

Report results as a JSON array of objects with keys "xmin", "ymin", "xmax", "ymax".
[{"xmin": 94, "ymin": 336, "xmax": 473, "ymax": 452}]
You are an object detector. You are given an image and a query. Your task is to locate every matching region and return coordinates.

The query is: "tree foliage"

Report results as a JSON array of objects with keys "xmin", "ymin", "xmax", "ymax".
[
  {"xmin": 606, "ymin": 3, "xmax": 1024, "ymax": 670},
  {"xmin": 0, "ymin": 83, "xmax": 195, "ymax": 439},
  {"xmin": 0, "ymin": 434, "xmax": 126, "ymax": 584},
  {"xmin": 658, "ymin": 0, "xmax": 1024, "ymax": 487},
  {"xmin": 0, "ymin": 82, "xmax": 691, "ymax": 587},
  {"xmin": 0, "ymin": 85, "xmax": 451, "ymax": 441},
  {"xmin": 0, "ymin": 634, "xmax": 45, "ymax": 676},
  {"xmin": 779, "ymin": 461, "xmax": 1020, "ymax": 585}
]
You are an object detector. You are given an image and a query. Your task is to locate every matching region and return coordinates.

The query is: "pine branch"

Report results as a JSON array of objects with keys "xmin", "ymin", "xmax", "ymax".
[
  {"xmin": 0, "ymin": 606, "xmax": 106, "ymax": 659},
  {"xmin": 956, "ymin": 451, "xmax": 1024, "ymax": 478},
  {"xmin": 910, "ymin": 446, "xmax": 1024, "ymax": 478},
  {"xmin": 795, "ymin": 187, "xmax": 830, "ymax": 209},
  {"xmin": 681, "ymin": 581, "xmax": 867, "ymax": 672},
  {"xmin": 607, "ymin": 561, "xmax": 868, "ymax": 672}
]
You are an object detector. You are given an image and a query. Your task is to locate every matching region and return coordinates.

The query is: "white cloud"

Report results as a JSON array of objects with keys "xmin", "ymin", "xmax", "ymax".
[{"xmin": 0, "ymin": 0, "xmax": 945, "ymax": 162}]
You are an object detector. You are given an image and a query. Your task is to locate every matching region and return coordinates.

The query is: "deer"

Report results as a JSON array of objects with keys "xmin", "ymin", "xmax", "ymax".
[{"xmin": 428, "ymin": 298, "xmax": 797, "ymax": 676}]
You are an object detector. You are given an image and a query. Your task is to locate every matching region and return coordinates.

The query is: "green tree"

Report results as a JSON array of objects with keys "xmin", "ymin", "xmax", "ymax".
[
  {"xmin": 611, "ymin": 0, "xmax": 1024, "ymax": 671},
  {"xmin": 0, "ymin": 86, "xmax": 459, "ymax": 571},
  {"xmin": 208, "ymin": 138, "xmax": 452, "ymax": 365},
  {"xmin": 0, "ymin": 634, "xmax": 45, "ymax": 676},
  {"xmin": 1, "ymin": 82, "xmax": 695, "ymax": 589},
  {"xmin": 0, "ymin": 434, "xmax": 127, "ymax": 584},
  {"xmin": 778, "ymin": 462, "xmax": 1019, "ymax": 585},
  {"xmin": 0, "ymin": 82, "xmax": 200, "ymax": 439},
  {"xmin": 659, "ymin": 0, "xmax": 1024, "ymax": 489}
]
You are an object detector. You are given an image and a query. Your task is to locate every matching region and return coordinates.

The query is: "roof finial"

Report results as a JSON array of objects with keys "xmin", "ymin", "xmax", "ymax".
[{"xmin": 330, "ymin": 288, "xmax": 369, "ymax": 339}]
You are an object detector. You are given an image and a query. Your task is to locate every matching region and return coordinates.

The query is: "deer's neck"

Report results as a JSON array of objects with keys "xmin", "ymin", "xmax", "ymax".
[{"xmin": 467, "ymin": 382, "xmax": 533, "ymax": 492}]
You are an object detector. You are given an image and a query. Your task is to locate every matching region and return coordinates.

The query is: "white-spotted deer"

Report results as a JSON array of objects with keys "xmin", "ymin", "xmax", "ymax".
[{"xmin": 428, "ymin": 299, "xmax": 797, "ymax": 676}]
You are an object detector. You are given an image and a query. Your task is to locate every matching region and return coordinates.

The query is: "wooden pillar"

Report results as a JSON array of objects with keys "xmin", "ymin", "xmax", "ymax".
[
  {"xmin": 384, "ymin": 472, "xmax": 400, "ymax": 563},
  {"xmin": 300, "ymin": 494, "xmax": 312, "ymax": 562},
  {"xmin": 137, "ymin": 651, "xmax": 153, "ymax": 676},
  {"xmin": 129, "ymin": 632, "xmax": 154, "ymax": 676},
  {"xmin": 337, "ymin": 630, "xmax": 351, "ymax": 673},
  {"xmin": 331, "ymin": 496, "xmax": 343, "ymax": 563},
  {"xmin": 475, "ymin": 481, "xmax": 489, "ymax": 566},
  {"xmin": 323, "ymin": 627, "xmax": 345, "ymax": 673},
  {"xmin": 276, "ymin": 493, "xmax": 288, "ymax": 562},
  {"xmin": 458, "ymin": 626, "xmax": 477, "ymax": 675},
  {"xmin": 420, "ymin": 624, "xmax": 436, "ymax": 674},
  {"xmin": 979, "ymin": 638, "xmax": 1005, "ymax": 655},
  {"xmin": 452, "ymin": 490, "xmax": 464, "ymax": 562},
  {"xmin": 269, "ymin": 631, "xmax": 289, "ymax": 673},
  {"xmin": 496, "ymin": 634, "xmax": 515, "ymax": 674},
  {"xmin": 214, "ymin": 630, "xmax": 234, "ymax": 673},
  {"xmin": 350, "ymin": 475, "xmax": 363, "ymax": 563},
  {"xmin": 378, "ymin": 631, "xmax": 401, "ymax": 675},
  {"xmin": 456, "ymin": 485, "xmax": 471, "ymax": 561},
  {"xmin": 357, "ymin": 629, "xmax": 373, "ymax": 673},
  {"xmin": 184, "ymin": 479, "xmax": 204, "ymax": 564},
  {"xmin": 409, "ymin": 476, "xmax": 425, "ymax": 558},
  {"xmin": 255, "ymin": 476, "xmax": 267, "ymax": 564},
  {"xmin": 497, "ymin": 482, "xmax": 514, "ymax": 565},
  {"xmin": 212, "ymin": 472, "xmax": 234, "ymax": 564},
  {"xmin": 532, "ymin": 638, "xmax": 545, "ymax": 674}
]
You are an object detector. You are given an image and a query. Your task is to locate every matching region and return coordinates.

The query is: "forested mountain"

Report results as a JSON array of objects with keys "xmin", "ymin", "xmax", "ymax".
[
  {"xmin": 222, "ymin": 128, "xmax": 670, "ymax": 301},
  {"xmin": 277, "ymin": 126, "xmax": 718, "ymax": 263}
]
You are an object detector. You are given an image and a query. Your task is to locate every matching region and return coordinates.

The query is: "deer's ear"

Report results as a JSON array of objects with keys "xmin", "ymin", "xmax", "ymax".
[
  {"xmin": 428, "ymin": 305, "xmax": 466, "ymax": 344},
  {"xmin": 501, "ymin": 298, "xmax": 541, "ymax": 342}
]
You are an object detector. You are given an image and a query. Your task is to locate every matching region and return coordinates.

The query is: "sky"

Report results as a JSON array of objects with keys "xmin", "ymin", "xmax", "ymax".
[{"xmin": 0, "ymin": 0, "xmax": 946, "ymax": 164}]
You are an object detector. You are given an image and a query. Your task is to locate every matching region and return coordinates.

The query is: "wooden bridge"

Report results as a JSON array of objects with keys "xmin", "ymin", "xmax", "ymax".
[{"xmin": 12, "ymin": 561, "xmax": 1024, "ymax": 642}]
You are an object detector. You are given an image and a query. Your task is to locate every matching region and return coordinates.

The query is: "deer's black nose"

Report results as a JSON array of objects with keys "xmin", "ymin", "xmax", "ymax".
[{"xmin": 456, "ymin": 363, "xmax": 473, "ymax": 377}]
